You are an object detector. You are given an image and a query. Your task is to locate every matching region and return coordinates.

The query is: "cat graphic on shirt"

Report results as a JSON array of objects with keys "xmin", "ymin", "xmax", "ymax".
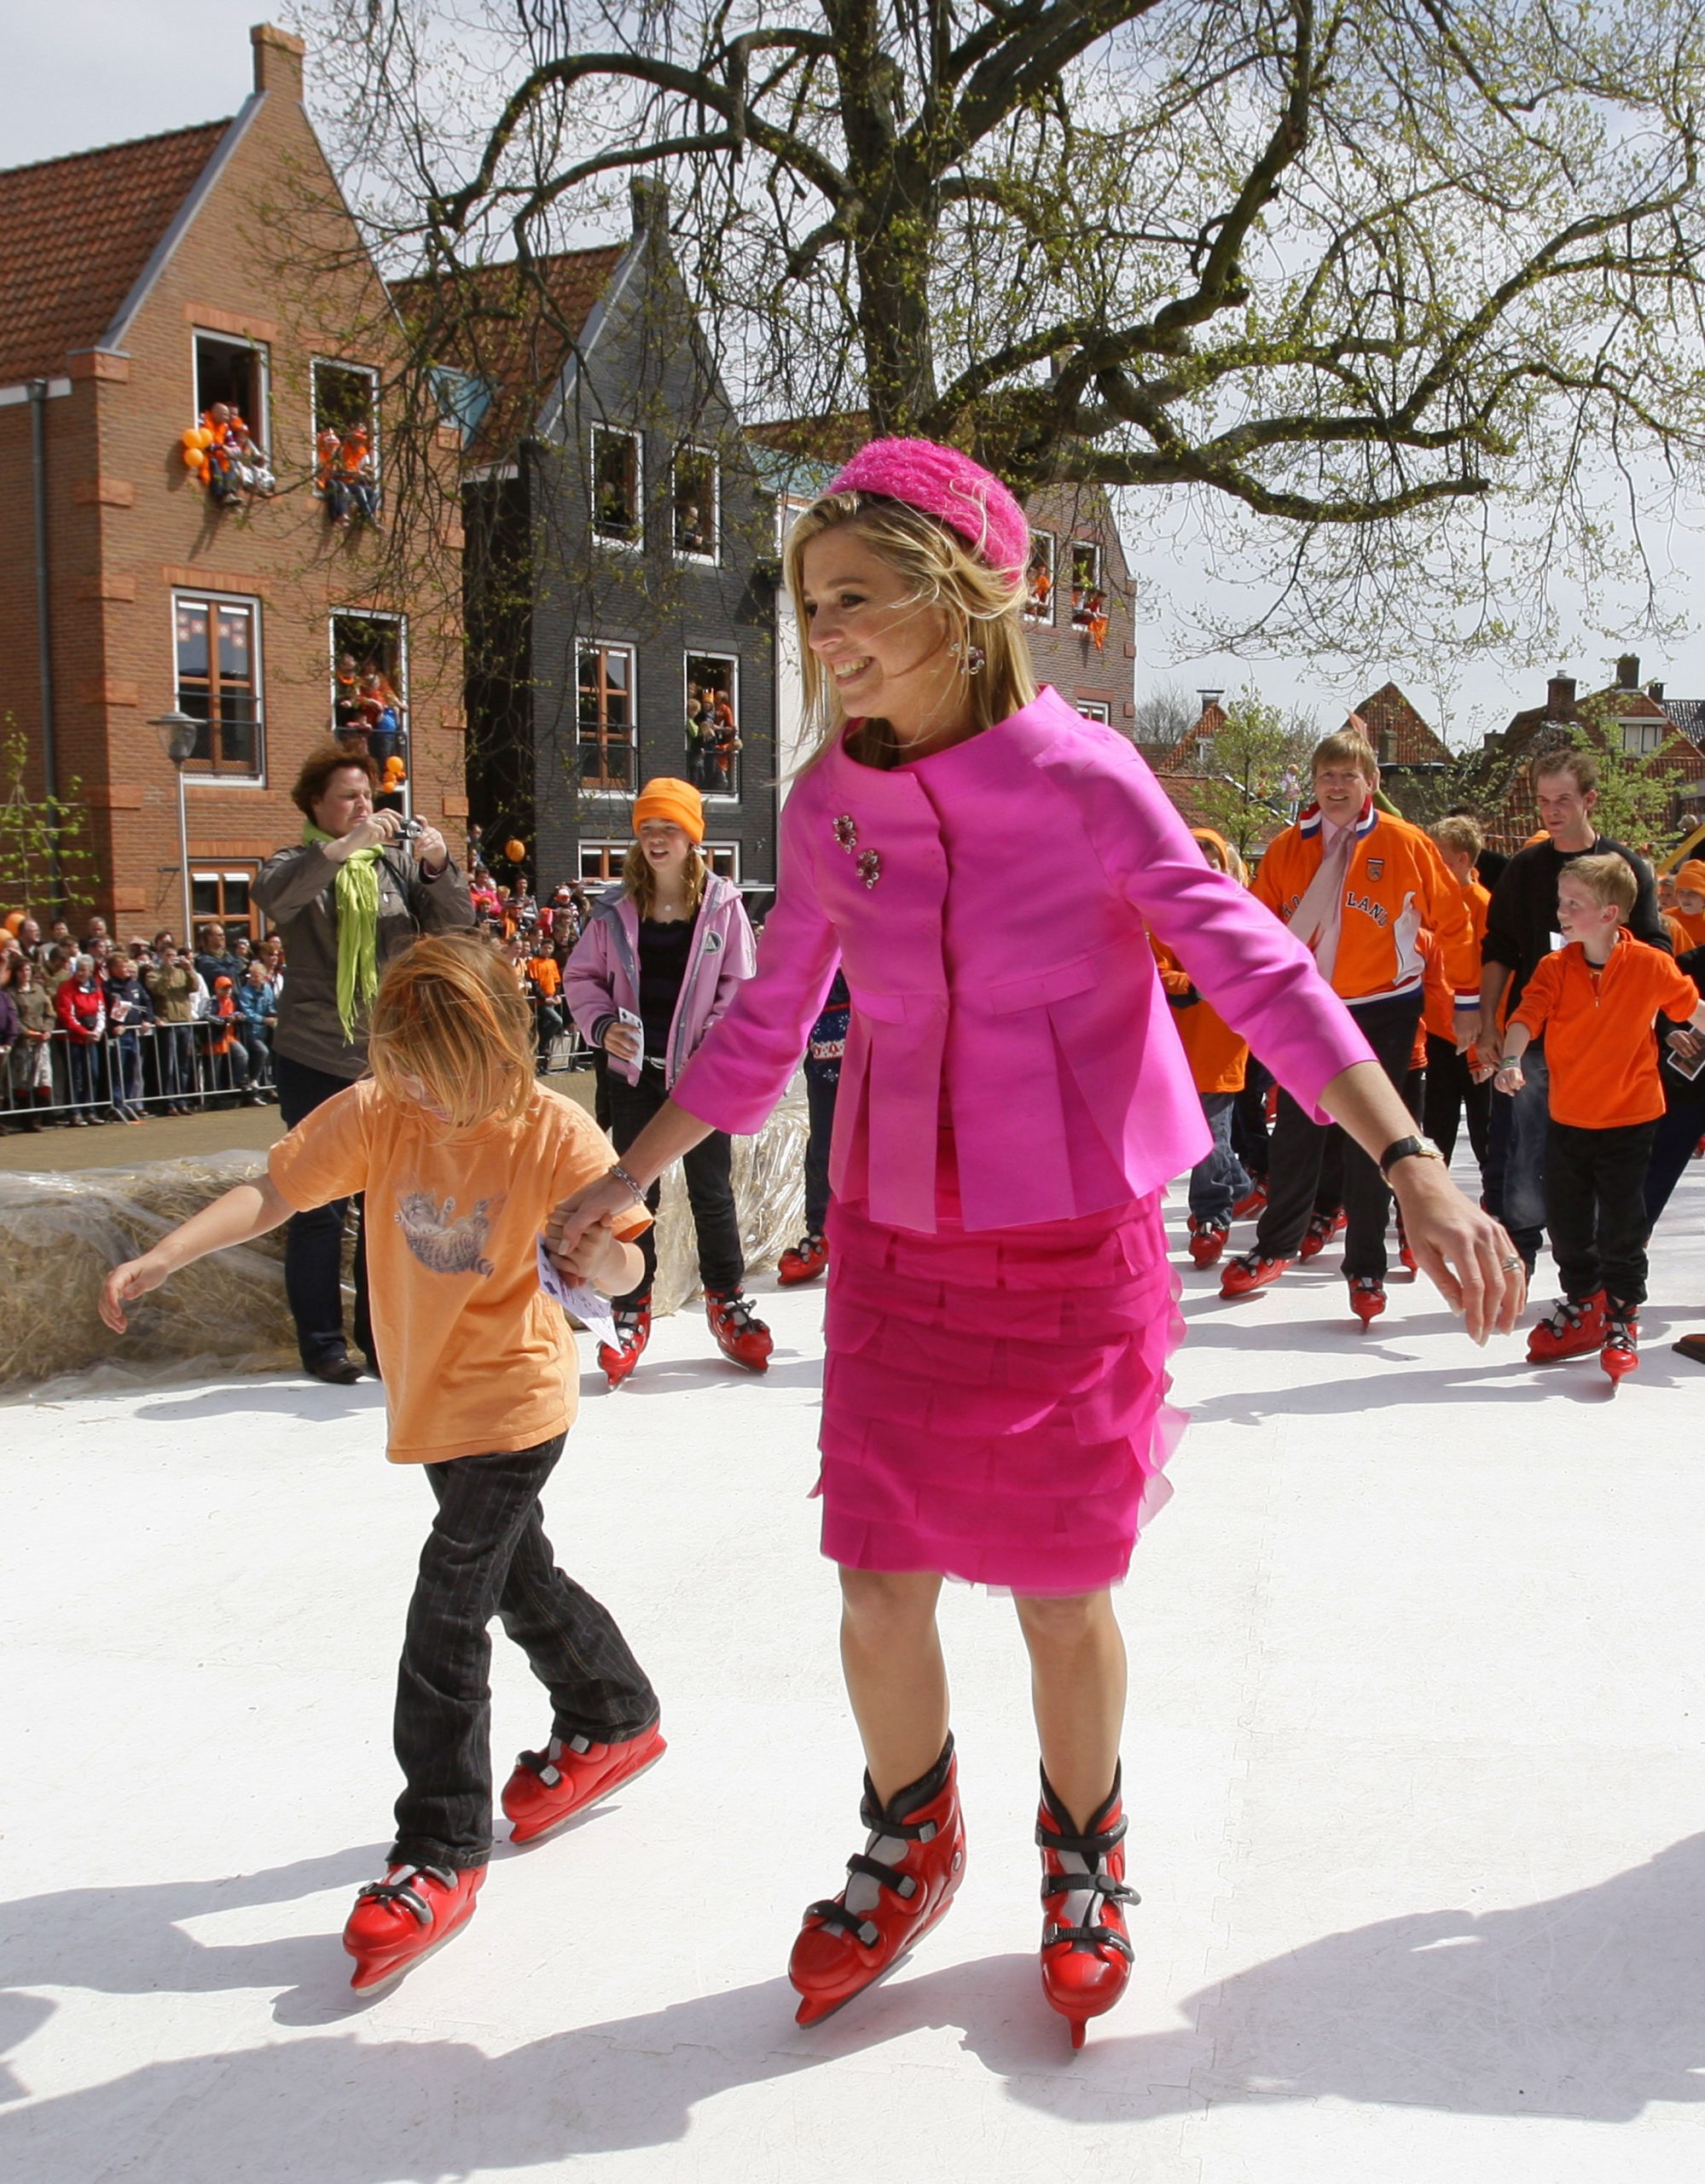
[{"xmin": 393, "ymin": 1187, "xmax": 506, "ymax": 1279}]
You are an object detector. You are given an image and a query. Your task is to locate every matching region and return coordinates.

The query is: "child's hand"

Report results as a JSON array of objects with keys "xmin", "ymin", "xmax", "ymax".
[
  {"xmin": 553, "ymin": 1215, "xmax": 621, "ymax": 1287},
  {"xmin": 99, "ymin": 1255, "xmax": 169, "ymax": 1333},
  {"xmin": 1493, "ymin": 1060, "xmax": 1524, "ymax": 1094}
]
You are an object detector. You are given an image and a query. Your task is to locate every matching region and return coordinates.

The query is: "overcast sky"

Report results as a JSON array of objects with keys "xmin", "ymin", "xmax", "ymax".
[{"xmin": 9, "ymin": 0, "xmax": 1702, "ymax": 749}]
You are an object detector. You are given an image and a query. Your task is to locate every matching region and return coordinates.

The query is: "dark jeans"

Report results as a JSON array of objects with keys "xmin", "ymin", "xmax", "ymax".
[
  {"xmin": 1545, "ymin": 1118, "xmax": 1657, "ymax": 1310},
  {"xmin": 1423, "ymin": 1033, "xmax": 1492, "ymax": 1176},
  {"xmin": 275, "ymin": 1049, "xmax": 373, "ymax": 1368},
  {"xmin": 803, "ymin": 1066, "xmax": 839, "ymax": 1234},
  {"xmin": 67, "ymin": 1039, "xmax": 105, "ymax": 1115},
  {"xmin": 1232, "ymin": 1060, "xmax": 1273, "ymax": 1181},
  {"xmin": 606, "ymin": 1065, "xmax": 743, "ymax": 1305},
  {"xmin": 1255, "ymin": 992, "xmax": 1421, "ymax": 1280},
  {"xmin": 156, "ymin": 1023, "xmax": 195, "ymax": 1102},
  {"xmin": 1188, "ymin": 1090, "xmax": 1250, "ymax": 1223},
  {"xmin": 391, "ymin": 1434, "xmax": 658, "ymax": 1870},
  {"xmin": 1644, "ymin": 1096, "xmax": 1705, "ymax": 1226}
]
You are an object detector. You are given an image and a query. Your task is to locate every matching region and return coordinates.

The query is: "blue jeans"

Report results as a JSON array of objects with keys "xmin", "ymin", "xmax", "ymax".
[
  {"xmin": 1188, "ymin": 1091, "xmax": 1250, "ymax": 1223},
  {"xmin": 1493, "ymin": 1042, "xmax": 1551, "ymax": 1266}
]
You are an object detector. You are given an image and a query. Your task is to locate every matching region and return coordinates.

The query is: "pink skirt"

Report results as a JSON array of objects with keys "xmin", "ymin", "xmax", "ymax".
[{"xmin": 816, "ymin": 1181, "xmax": 1185, "ymax": 1594}]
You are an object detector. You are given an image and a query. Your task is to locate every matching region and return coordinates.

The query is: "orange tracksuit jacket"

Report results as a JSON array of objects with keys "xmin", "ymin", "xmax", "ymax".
[
  {"xmin": 1151, "ymin": 937, "xmax": 1249, "ymax": 1095},
  {"xmin": 1254, "ymin": 806, "xmax": 1478, "ymax": 1013}
]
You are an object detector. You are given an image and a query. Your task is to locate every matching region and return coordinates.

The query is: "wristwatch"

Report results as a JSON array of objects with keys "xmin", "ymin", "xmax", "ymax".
[{"xmin": 1378, "ymin": 1133, "xmax": 1445, "ymax": 1182}]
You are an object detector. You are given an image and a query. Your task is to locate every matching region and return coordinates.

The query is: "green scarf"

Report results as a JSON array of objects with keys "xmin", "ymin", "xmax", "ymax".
[{"xmin": 304, "ymin": 822, "xmax": 382, "ymax": 1040}]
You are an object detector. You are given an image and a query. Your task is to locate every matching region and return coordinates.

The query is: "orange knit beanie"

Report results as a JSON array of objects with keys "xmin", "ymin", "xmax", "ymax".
[{"xmin": 632, "ymin": 776, "xmax": 705, "ymax": 844}]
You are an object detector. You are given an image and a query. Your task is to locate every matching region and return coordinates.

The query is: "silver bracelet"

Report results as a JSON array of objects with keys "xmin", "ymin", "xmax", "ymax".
[{"xmin": 608, "ymin": 1161, "xmax": 649, "ymax": 1208}]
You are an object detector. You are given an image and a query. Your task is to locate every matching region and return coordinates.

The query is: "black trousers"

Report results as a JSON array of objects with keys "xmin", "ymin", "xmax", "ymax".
[
  {"xmin": 803, "ymin": 1068, "xmax": 839, "ymax": 1235},
  {"xmin": 1255, "ymin": 993, "xmax": 1421, "ymax": 1280},
  {"xmin": 1644, "ymin": 1096, "xmax": 1705, "ymax": 1227},
  {"xmin": 1422, "ymin": 1033, "xmax": 1492, "ymax": 1176},
  {"xmin": 606, "ymin": 1065, "xmax": 744, "ymax": 1305},
  {"xmin": 391, "ymin": 1434, "xmax": 658, "ymax": 1870},
  {"xmin": 1546, "ymin": 1118, "xmax": 1657, "ymax": 1310},
  {"xmin": 1232, "ymin": 1060, "xmax": 1273, "ymax": 1182},
  {"xmin": 275, "ymin": 1050, "xmax": 372, "ymax": 1368}
]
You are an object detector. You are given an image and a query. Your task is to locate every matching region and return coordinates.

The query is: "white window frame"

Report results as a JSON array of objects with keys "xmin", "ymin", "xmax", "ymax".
[
  {"xmin": 704, "ymin": 840, "xmax": 742, "ymax": 880},
  {"xmin": 329, "ymin": 609, "xmax": 412, "ymax": 816},
  {"xmin": 191, "ymin": 328, "xmax": 270, "ymax": 447},
  {"xmin": 1024, "ymin": 531, "xmax": 1056, "ymax": 624},
  {"xmin": 577, "ymin": 840, "xmax": 630, "ymax": 882},
  {"xmin": 1069, "ymin": 540, "xmax": 1105, "ymax": 624},
  {"xmin": 1622, "ymin": 720, "xmax": 1663, "ymax": 755},
  {"xmin": 577, "ymin": 639, "xmax": 639, "ymax": 794},
  {"xmin": 684, "ymin": 650, "xmax": 742, "ymax": 803},
  {"xmin": 189, "ymin": 867, "xmax": 261, "ymax": 940},
  {"xmin": 671, "ymin": 444, "xmax": 721, "ymax": 563},
  {"xmin": 591, "ymin": 422, "xmax": 644, "ymax": 549},
  {"xmin": 310, "ymin": 358, "xmax": 381, "ymax": 491},
  {"xmin": 171, "ymin": 589, "xmax": 266, "ymax": 785},
  {"xmin": 1078, "ymin": 700, "xmax": 1111, "ymax": 724}
]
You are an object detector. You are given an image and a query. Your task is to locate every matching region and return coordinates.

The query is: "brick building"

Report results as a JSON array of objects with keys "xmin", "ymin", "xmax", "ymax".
[{"xmin": 0, "ymin": 23, "xmax": 465, "ymax": 939}]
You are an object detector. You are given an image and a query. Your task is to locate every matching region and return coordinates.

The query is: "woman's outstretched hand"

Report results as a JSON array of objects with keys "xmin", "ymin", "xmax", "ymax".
[{"xmin": 1391, "ymin": 1161, "xmax": 1524, "ymax": 1344}]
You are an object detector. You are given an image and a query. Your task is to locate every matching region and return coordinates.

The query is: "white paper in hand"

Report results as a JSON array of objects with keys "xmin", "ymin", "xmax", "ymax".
[{"xmin": 536, "ymin": 1235, "xmax": 619, "ymax": 1350}]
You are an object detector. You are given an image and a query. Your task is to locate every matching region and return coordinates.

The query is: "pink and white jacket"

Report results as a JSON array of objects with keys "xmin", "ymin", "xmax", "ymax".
[
  {"xmin": 563, "ymin": 870, "xmax": 757, "ymax": 1089},
  {"xmin": 671, "ymin": 687, "xmax": 1376, "ymax": 1234}
]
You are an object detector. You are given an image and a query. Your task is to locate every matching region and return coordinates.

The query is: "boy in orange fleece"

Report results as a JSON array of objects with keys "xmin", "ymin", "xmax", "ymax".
[{"xmin": 1497, "ymin": 853, "xmax": 1705, "ymax": 1380}]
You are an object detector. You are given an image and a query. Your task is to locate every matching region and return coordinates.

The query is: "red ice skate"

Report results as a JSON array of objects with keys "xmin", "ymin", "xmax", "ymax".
[
  {"xmin": 1395, "ymin": 1209, "xmax": 1417, "ymax": 1275},
  {"xmin": 1601, "ymin": 1308, "xmax": 1638, "ymax": 1385},
  {"xmin": 1220, "ymin": 1250, "xmax": 1290, "ymax": 1298},
  {"xmin": 598, "ymin": 1297, "xmax": 652, "ymax": 1388},
  {"xmin": 791, "ymin": 1737, "xmax": 966, "ymax": 2028},
  {"xmin": 1038, "ymin": 1765, "xmax": 1138, "ymax": 2052},
  {"xmin": 705, "ymin": 1287, "xmax": 773, "ymax": 1372},
  {"xmin": 1232, "ymin": 1181, "xmax": 1267, "ymax": 1219},
  {"xmin": 1526, "ymin": 1291, "xmax": 1605, "ymax": 1365},
  {"xmin": 777, "ymin": 1231, "xmax": 829, "ymax": 1287},
  {"xmin": 1186, "ymin": 1215, "xmax": 1230, "ymax": 1268},
  {"xmin": 1298, "ymin": 1206, "xmax": 1346, "ymax": 1261},
  {"xmin": 1348, "ymin": 1275, "xmax": 1386, "ymax": 1329},
  {"xmin": 343, "ymin": 1862, "xmax": 483, "ymax": 1992},
  {"xmin": 502, "ymin": 1722, "xmax": 667, "ymax": 1845}
]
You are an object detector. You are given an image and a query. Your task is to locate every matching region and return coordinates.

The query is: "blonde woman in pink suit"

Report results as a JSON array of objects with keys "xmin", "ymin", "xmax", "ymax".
[{"xmin": 548, "ymin": 439, "xmax": 1525, "ymax": 2047}]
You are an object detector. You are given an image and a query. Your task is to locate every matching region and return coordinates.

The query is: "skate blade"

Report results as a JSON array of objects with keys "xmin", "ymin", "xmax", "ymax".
[
  {"xmin": 345, "ymin": 1907, "xmax": 476, "ymax": 1994},
  {"xmin": 792, "ymin": 1887, "xmax": 961, "ymax": 2029},
  {"xmin": 507, "ymin": 1744, "xmax": 667, "ymax": 1846}
]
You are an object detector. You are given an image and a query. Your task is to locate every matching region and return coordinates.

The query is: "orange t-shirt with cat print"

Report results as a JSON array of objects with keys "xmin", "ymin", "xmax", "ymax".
[{"xmin": 269, "ymin": 1079, "xmax": 648, "ymax": 1462}]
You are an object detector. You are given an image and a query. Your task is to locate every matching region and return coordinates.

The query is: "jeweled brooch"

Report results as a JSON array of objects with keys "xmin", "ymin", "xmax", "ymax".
[
  {"xmin": 832, "ymin": 814, "xmax": 858, "ymax": 851},
  {"xmin": 856, "ymin": 850, "xmax": 882, "ymax": 890}
]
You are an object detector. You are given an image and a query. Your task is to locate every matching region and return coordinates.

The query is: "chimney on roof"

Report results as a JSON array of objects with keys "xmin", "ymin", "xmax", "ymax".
[
  {"xmin": 1615, "ymin": 652, "xmax": 1640, "ymax": 689},
  {"xmin": 252, "ymin": 21, "xmax": 305, "ymax": 99},
  {"xmin": 1649, "ymin": 680, "xmax": 1666, "ymax": 702},
  {"xmin": 630, "ymin": 178, "xmax": 670, "ymax": 235},
  {"xmin": 1546, "ymin": 673, "xmax": 1576, "ymax": 717}
]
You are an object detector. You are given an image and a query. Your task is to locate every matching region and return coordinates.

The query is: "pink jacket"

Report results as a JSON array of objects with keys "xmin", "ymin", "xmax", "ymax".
[
  {"xmin": 672, "ymin": 687, "xmax": 1376, "ymax": 1233},
  {"xmin": 563, "ymin": 871, "xmax": 757, "ymax": 1088}
]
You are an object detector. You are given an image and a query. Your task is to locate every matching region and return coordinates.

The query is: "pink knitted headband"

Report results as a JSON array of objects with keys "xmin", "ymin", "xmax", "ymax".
[{"xmin": 824, "ymin": 437, "xmax": 1029, "ymax": 579}]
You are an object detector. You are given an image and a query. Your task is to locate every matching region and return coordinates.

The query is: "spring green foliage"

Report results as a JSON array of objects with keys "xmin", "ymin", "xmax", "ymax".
[{"xmin": 0, "ymin": 724, "xmax": 99, "ymax": 916}]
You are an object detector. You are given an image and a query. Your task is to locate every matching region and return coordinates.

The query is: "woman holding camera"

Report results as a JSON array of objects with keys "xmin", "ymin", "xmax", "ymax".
[{"xmin": 253, "ymin": 743, "xmax": 473, "ymax": 1383}]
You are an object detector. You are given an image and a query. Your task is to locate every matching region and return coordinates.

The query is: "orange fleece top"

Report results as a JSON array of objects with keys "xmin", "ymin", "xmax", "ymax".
[
  {"xmin": 269, "ymin": 1079, "xmax": 649, "ymax": 1461},
  {"xmin": 1509, "ymin": 930, "xmax": 1701, "ymax": 1130},
  {"xmin": 1254, "ymin": 807, "xmax": 1477, "ymax": 1009},
  {"xmin": 1151, "ymin": 936, "xmax": 1249, "ymax": 1095}
]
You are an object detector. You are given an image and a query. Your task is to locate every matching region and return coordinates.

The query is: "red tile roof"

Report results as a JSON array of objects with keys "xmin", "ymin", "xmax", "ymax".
[
  {"xmin": 396, "ymin": 247, "xmax": 625, "ymax": 456},
  {"xmin": 0, "ymin": 121, "xmax": 231, "ymax": 383},
  {"xmin": 1352, "ymin": 681, "xmax": 1453, "ymax": 768}
]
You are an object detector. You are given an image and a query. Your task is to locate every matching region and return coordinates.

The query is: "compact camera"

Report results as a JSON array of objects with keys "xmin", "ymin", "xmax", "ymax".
[{"xmin": 400, "ymin": 816, "xmax": 426, "ymax": 841}]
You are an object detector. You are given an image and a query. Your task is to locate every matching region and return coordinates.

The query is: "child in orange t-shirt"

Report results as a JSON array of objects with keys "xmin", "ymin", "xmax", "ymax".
[
  {"xmin": 98, "ymin": 934, "xmax": 661, "ymax": 1991},
  {"xmin": 1497, "ymin": 853, "xmax": 1705, "ymax": 1380}
]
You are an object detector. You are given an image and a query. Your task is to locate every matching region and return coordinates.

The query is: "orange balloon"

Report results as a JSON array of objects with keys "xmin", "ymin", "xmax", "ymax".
[
  {"xmin": 194, "ymin": 427, "xmax": 216, "ymax": 449},
  {"xmin": 183, "ymin": 446, "xmax": 206, "ymax": 468},
  {"xmin": 180, "ymin": 427, "xmax": 202, "ymax": 449},
  {"xmin": 504, "ymin": 839, "xmax": 526, "ymax": 863}
]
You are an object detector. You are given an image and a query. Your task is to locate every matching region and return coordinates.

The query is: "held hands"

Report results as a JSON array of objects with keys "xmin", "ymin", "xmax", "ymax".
[
  {"xmin": 1390, "ymin": 1159, "xmax": 1525, "ymax": 1344},
  {"xmin": 551, "ymin": 1213, "xmax": 628, "ymax": 1287},
  {"xmin": 99, "ymin": 1254, "xmax": 170, "ymax": 1334},
  {"xmin": 545, "ymin": 1172, "xmax": 644, "ymax": 1280}
]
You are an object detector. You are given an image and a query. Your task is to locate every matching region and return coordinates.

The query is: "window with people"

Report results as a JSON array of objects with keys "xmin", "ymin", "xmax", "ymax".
[
  {"xmin": 174, "ymin": 595, "xmax": 264, "ymax": 777},
  {"xmin": 1068, "ymin": 541, "xmax": 1110, "ymax": 648},
  {"xmin": 1024, "ymin": 532, "xmax": 1056, "ymax": 623},
  {"xmin": 312, "ymin": 361, "xmax": 381, "ymax": 531},
  {"xmin": 330, "ymin": 617, "xmax": 409, "ymax": 799},
  {"xmin": 183, "ymin": 334, "xmax": 275, "ymax": 509},
  {"xmin": 672, "ymin": 446, "xmax": 718, "ymax": 559},
  {"xmin": 592, "ymin": 424, "xmax": 642, "ymax": 544},
  {"xmin": 684, "ymin": 654, "xmax": 741, "ymax": 799}
]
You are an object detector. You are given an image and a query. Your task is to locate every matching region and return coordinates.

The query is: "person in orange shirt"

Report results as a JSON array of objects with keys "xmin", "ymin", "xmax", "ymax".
[
  {"xmin": 1225, "ymin": 723, "xmax": 1481, "ymax": 1324},
  {"xmin": 1670, "ymin": 859, "xmax": 1705, "ymax": 950},
  {"xmin": 97, "ymin": 933, "xmax": 662, "ymax": 1992},
  {"xmin": 1497, "ymin": 853, "xmax": 1705, "ymax": 1380},
  {"xmin": 1421, "ymin": 816, "xmax": 1493, "ymax": 1182},
  {"xmin": 1151, "ymin": 830, "xmax": 1252, "ymax": 1267}
]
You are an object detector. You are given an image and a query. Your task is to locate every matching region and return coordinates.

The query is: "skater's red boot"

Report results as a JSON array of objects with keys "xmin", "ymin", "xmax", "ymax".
[
  {"xmin": 1220, "ymin": 1249, "xmax": 1290, "ymax": 1298},
  {"xmin": 777, "ymin": 1231, "xmax": 829, "ymax": 1287},
  {"xmin": 1298, "ymin": 1206, "xmax": 1346, "ymax": 1261},
  {"xmin": 1348, "ymin": 1275, "xmax": 1386, "ymax": 1328},
  {"xmin": 598, "ymin": 1297, "xmax": 652, "ymax": 1388},
  {"xmin": 343, "ymin": 1862, "xmax": 483, "ymax": 1992},
  {"xmin": 705, "ymin": 1287, "xmax": 773, "ymax": 1372},
  {"xmin": 1395, "ymin": 1209, "xmax": 1417, "ymax": 1275},
  {"xmin": 1526, "ymin": 1290, "xmax": 1605, "ymax": 1364},
  {"xmin": 502, "ymin": 1722, "xmax": 667, "ymax": 1845},
  {"xmin": 790, "ymin": 1736, "xmax": 966, "ymax": 2027},
  {"xmin": 1187, "ymin": 1215, "xmax": 1230, "ymax": 1268},
  {"xmin": 1232, "ymin": 1180, "xmax": 1267, "ymax": 1219},
  {"xmin": 1038, "ymin": 1765, "xmax": 1138, "ymax": 2051},
  {"xmin": 1601, "ymin": 1306, "xmax": 1638, "ymax": 1385}
]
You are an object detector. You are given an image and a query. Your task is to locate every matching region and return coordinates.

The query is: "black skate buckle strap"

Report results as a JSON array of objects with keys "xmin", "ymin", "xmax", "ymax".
[
  {"xmin": 804, "ymin": 1899, "xmax": 881, "ymax": 1948},
  {"xmin": 1041, "ymin": 1871, "xmax": 1139, "ymax": 1910},
  {"xmin": 1034, "ymin": 1809, "xmax": 1128, "ymax": 1858},
  {"xmin": 515, "ymin": 1734, "xmax": 592, "ymax": 1789},
  {"xmin": 356, "ymin": 1866, "xmax": 454, "ymax": 1927},
  {"xmin": 1043, "ymin": 1917, "xmax": 1136, "ymax": 1961},
  {"xmin": 859, "ymin": 1788, "xmax": 939, "ymax": 1842}
]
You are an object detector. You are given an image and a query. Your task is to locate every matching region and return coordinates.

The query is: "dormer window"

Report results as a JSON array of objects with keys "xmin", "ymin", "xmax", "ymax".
[
  {"xmin": 592, "ymin": 424, "xmax": 642, "ymax": 544},
  {"xmin": 672, "ymin": 446, "xmax": 719, "ymax": 560}
]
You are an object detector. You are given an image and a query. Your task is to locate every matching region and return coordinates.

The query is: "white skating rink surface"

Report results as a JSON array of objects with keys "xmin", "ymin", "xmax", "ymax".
[{"xmin": 5, "ymin": 1157, "xmax": 1705, "ymax": 2184}]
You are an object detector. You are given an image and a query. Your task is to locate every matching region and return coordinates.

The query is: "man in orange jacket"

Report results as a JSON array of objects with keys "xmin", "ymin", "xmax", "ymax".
[{"xmin": 1222, "ymin": 723, "xmax": 1480, "ymax": 1323}]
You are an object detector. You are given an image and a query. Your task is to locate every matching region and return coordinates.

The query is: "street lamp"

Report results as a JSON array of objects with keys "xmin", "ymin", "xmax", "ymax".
[{"xmin": 149, "ymin": 708, "xmax": 198, "ymax": 942}]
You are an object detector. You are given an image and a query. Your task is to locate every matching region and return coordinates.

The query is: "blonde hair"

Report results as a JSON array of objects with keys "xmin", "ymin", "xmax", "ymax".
[
  {"xmin": 1312, "ymin": 728, "xmax": 1380, "ymax": 783},
  {"xmin": 1433, "ymin": 815, "xmax": 1485, "ymax": 859},
  {"xmin": 1563, "ymin": 851, "xmax": 1637, "ymax": 917},
  {"xmin": 782, "ymin": 492, "xmax": 1035, "ymax": 768},
  {"xmin": 1192, "ymin": 828, "xmax": 1249, "ymax": 886},
  {"xmin": 368, "ymin": 932, "xmax": 536, "ymax": 1133},
  {"xmin": 620, "ymin": 841, "xmax": 709, "ymax": 918}
]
